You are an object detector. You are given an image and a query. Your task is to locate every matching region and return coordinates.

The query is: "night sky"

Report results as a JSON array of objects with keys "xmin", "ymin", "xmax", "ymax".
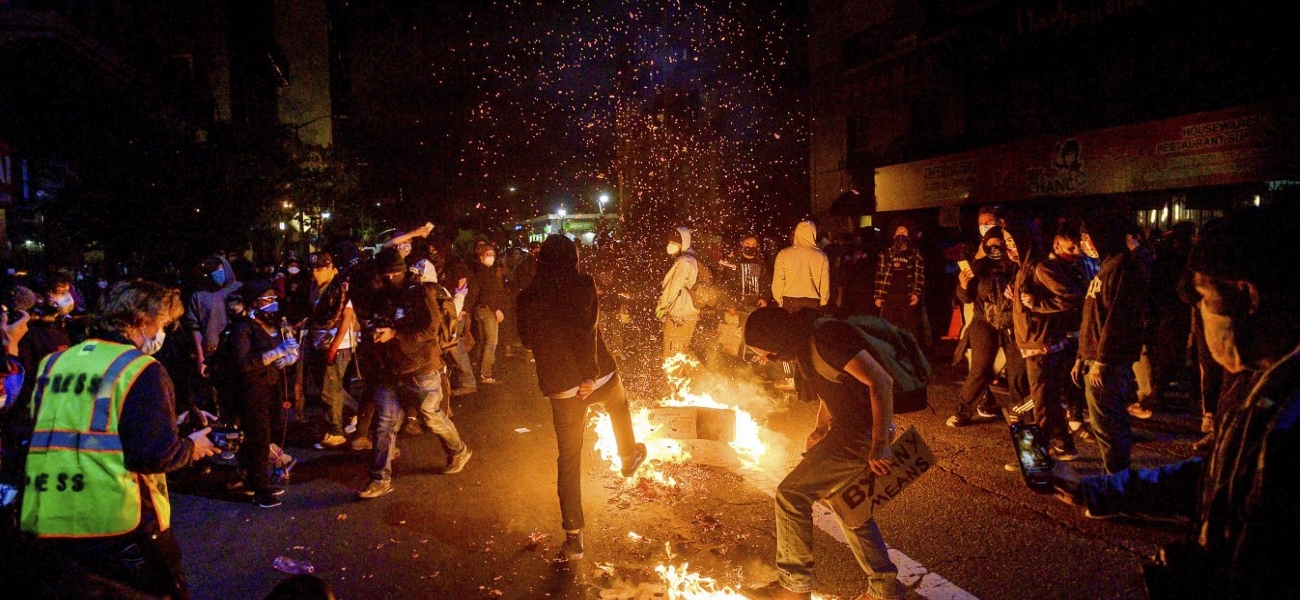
[{"xmin": 339, "ymin": 0, "xmax": 809, "ymax": 234}]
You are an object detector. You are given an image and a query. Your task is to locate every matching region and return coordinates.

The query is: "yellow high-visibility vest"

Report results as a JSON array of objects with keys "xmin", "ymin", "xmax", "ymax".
[{"xmin": 21, "ymin": 340, "xmax": 171, "ymax": 538}]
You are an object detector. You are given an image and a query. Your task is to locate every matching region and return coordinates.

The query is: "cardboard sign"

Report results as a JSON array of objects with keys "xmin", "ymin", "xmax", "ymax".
[{"xmin": 824, "ymin": 427, "xmax": 934, "ymax": 528}]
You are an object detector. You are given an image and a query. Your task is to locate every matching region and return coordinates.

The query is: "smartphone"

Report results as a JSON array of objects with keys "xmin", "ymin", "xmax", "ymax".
[
  {"xmin": 1009, "ymin": 422, "xmax": 1055, "ymax": 492},
  {"xmin": 956, "ymin": 260, "xmax": 971, "ymax": 273}
]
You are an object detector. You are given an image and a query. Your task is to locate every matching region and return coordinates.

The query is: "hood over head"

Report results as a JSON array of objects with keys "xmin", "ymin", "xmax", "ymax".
[
  {"xmin": 669, "ymin": 227, "xmax": 692, "ymax": 251},
  {"xmin": 793, "ymin": 221, "xmax": 817, "ymax": 248},
  {"xmin": 539, "ymin": 234, "xmax": 579, "ymax": 269}
]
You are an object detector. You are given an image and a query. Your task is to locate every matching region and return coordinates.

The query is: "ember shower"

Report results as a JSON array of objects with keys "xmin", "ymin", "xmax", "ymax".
[{"xmin": 423, "ymin": 0, "xmax": 809, "ymax": 236}]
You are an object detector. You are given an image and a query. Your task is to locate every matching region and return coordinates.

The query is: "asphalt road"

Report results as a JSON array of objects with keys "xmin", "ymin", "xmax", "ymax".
[{"xmin": 171, "ymin": 343, "xmax": 1203, "ymax": 599}]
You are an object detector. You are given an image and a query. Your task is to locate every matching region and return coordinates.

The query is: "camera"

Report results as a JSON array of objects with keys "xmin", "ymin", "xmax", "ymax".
[{"xmin": 208, "ymin": 425, "xmax": 244, "ymax": 455}]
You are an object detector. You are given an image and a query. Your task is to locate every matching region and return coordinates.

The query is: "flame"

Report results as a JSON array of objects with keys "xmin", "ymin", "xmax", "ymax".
[
  {"xmin": 592, "ymin": 353, "xmax": 773, "ymax": 487},
  {"xmin": 655, "ymin": 562, "xmax": 746, "ymax": 599}
]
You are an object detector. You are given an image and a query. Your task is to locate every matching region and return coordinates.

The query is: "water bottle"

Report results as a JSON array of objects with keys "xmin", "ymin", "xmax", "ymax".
[{"xmin": 272, "ymin": 556, "xmax": 315, "ymax": 575}]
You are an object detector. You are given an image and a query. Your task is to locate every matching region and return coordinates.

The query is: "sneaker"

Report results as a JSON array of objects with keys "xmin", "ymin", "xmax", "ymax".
[
  {"xmin": 442, "ymin": 447, "xmax": 472, "ymax": 474},
  {"xmin": 344, "ymin": 416, "xmax": 358, "ymax": 435},
  {"xmin": 1127, "ymin": 403, "xmax": 1153, "ymax": 419},
  {"xmin": 403, "ymin": 418, "xmax": 424, "ymax": 436},
  {"xmin": 976, "ymin": 406, "xmax": 999, "ymax": 419},
  {"xmin": 561, "ymin": 530, "xmax": 584, "ymax": 561},
  {"xmin": 1201, "ymin": 413, "xmax": 1215, "ymax": 434},
  {"xmin": 1070, "ymin": 421, "xmax": 1095, "ymax": 441},
  {"xmin": 349, "ymin": 436, "xmax": 373, "ymax": 451},
  {"xmin": 1050, "ymin": 442, "xmax": 1080, "ymax": 462},
  {"xmin": 315, "ymin": 433, "xmax": 347, "ymax": 450},
  {"xmin": 773, "ymin": 378, "xmax": 796, "ymax": 391},
  {"xmin": 480, "ymin": 376, "xmax": 500, "ymax": 385},
  {"xmin": 357, "ymin": 479, "xmax": 394, "ymax": 499},
  {"xmin": 1011, "ymin": 398, "xmax": 1035, "ymax": 415},
  {"xmin": 621, "ymin": 443, "xmax": 648, "ymax": 477},
  {"xmin": 1192, "ymin": 431, "xmax": 1216, "ymax": 452},
  {"xmin": 1084, "ymin": 508, "xmax": 1120, "ymax": 520},
  {"xmin": 242, "ymin": 486, "xmax": 286, "ymax": 497},
  {"xmin": 945, "ymin": 415, "xmax": 971, "ymax": 428},
  {"xmin": 1004, "ymin": 462, "xmax": 1020, "ymax": 472},
  {"xmin": 253, "ymin": 490, "xmax": 282, "ymax": 508},
  {"xmin": 739, "ymin": 580, "xmax": 811, "ymax": 600}
]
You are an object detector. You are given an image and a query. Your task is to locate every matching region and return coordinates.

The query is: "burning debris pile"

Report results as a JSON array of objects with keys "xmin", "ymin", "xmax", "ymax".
[{"xmin": 592, "ymin": 353, "xmax": 783, "ymax": 491}]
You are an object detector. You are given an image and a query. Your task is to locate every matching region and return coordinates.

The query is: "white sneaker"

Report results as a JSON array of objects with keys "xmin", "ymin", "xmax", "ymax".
[{"xmin": 344, "ymin": 416, "xmax": 358, "ymax": 435}]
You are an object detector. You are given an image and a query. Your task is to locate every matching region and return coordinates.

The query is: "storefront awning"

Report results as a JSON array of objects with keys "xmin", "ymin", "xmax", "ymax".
[{"xmin": 874, "ymin": 99, "xmax": 1300, "ymax": 212}]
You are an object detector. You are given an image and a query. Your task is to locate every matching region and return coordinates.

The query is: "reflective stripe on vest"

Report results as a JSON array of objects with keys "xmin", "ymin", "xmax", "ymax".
[{"xmin": 21, "ymin": 341, "xmax": 161, "ymax": 538}]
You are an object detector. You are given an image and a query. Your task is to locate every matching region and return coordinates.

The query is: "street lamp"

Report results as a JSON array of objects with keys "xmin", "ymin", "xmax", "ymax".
[{"xmin": 598, "ymin": 193, "xmax": 609, "ymax": 215}]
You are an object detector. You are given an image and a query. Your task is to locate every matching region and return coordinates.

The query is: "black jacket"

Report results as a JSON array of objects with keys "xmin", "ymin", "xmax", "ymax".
[
  {"xmin": 466, "ymin": 261, "xmax": 507, "ymax": 313},
  {"xmin": 1079, "ymin": 251, "xmax": 1150, "ymax": 364},
  {"xmin": 955, "ymin": 256, "xmax": 1015, "ymax": 330},
  {"xmin": 1012, "ymin": 256, "xmax": 1086, "ymax": 351},
  {"xmin": 517, "ymin": 265, "xmax": 616, "ymax": 397}
]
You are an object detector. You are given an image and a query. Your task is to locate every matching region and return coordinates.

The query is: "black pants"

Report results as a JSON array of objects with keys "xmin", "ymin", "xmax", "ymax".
[
  {"xmin": 956, "ymin": 319, "xmax": 1026, "ymax": 419},
  {"xmin": 1025, "ymin": 350, "xmax": 1073, "ymax": 447},
  {"xmin": 44, "ymin": 528, "xmax": 188, "ymax": 599},
  {"xmin": 550, "ymin": 374, "xmax": 637, "ymax": 531},
  {"xmin": 233, "ymin": 382, "xmax": 282, "ymax": 491},
  {"xmin": 1148, "ymin": 305, "xmax": 1192, "ymax": 404}
]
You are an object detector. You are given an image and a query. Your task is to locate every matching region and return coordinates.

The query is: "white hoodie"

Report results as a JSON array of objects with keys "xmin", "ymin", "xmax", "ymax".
[
  {"xmin": 657, "ymin": 227, "xmax": 700, "ymax": 319},
  {"xmin": 771, "ymin": 220, "xmax": 830, "ymax": 306}
]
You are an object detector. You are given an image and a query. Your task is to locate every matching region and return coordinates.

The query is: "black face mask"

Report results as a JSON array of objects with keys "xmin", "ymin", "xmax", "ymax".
[
  {"xmin": 985, "ymin": 245, "xmax": 1005, "ymax": 260},
  {"xmin": 741, "ymin": 248, "xmax": 758, "ymax": 259},
  {"xmin": 253, "ymin": 301, "xmax": 280, "ymax": 324},
  {"xmin": 894, "ymin": 235, "xmax": 910, "ymax": 246}
]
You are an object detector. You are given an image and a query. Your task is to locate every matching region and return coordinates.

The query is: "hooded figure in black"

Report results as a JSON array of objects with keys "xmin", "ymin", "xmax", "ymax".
[
  {"xmin": 948, "ymin": 226, "xmax": 1028, "ymax": 427},
  {"xmin": 517, "ymin": 234, "xmax": 646, "ymax": 561}
]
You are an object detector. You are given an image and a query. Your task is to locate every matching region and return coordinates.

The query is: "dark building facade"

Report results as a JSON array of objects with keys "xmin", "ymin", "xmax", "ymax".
[{"xmin": 810, "ymin": 0, "xmax": 1300, "ymax": 231}]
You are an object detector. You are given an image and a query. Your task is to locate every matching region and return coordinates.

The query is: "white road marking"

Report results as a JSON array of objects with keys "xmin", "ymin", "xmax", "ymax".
[{"xmin": 738, "ymin": 466, "xmax": 977, "ymax": 600}]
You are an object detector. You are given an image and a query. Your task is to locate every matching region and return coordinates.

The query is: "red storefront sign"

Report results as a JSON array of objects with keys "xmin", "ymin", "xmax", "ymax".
[{"xmin": 874, "ymin": 99, "xmax": 1300, "ymax": 211}]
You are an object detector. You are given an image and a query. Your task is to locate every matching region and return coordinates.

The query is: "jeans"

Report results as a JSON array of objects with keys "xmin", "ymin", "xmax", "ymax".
[
  {"xmin": 1085, "ymin": 362, "xmax": 1136, "ymax": 474},
  {"xmin": 774, "ymin": 429, "xmax": 900, "ymax": 598},
  {"xmin": 662, "ymin": 317, "xmax": 698, "ymax": 358},
  {"xmin": 550, "ymin": 374, "xmax": 637, "ymax": 530},
  {"xmin": 474, "ymin": 306, "xmax": 500, "ymax": 378},
  {"xmin": 315, "ymin": 347, "xmax": 354, "ymax": 436},
  {"xmin": 450, "ymin": 319, "xmax": 476, "ymax": 391},
  {"xmin": 1025, "ymin": 349, "xmax": 1072, "ymax": 447},
  {"xmin": 46, "ymin": 528, "xmax": 189, "ymax": 599},
  {"xmin": 369, "ymin": 369, "xmax": 466, "ymax": 481},
  {"xmin": 956, "ymin": 319, "xmax": 1026, "ymax": 419}
]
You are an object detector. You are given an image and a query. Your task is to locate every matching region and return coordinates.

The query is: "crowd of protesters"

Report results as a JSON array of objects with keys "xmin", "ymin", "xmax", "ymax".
[{"xmin": 0, "ymin": 197, "xmax": 1295, "ymax": 599}]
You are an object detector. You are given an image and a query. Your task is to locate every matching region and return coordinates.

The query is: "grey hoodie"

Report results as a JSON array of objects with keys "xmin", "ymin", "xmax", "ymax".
[
  {"xmin": 772, "ymin": 221, "xmax": 830, "ymax": 306},
  {"xmin": 657, "ymin": 227, "xmax": 700, "ymax": 319}
]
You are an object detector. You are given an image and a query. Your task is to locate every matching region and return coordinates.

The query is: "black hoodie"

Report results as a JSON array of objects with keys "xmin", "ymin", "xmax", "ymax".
[{"xmin": 516, "ymin": 235, "xmax": 616, "ymax": 396}]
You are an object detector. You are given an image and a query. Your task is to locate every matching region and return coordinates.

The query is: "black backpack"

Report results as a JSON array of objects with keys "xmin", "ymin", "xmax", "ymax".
[{"xmin": 808, "ymin": 316, "xmax": 932, "ymax": 414}]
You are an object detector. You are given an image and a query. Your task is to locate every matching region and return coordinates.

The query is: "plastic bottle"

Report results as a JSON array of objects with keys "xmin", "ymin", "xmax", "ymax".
[{"xmin": 272, "ymin": 556, "xmax": 315, "ymax": 575}]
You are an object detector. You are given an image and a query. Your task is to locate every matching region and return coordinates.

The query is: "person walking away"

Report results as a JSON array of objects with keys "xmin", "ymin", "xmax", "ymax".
[
  {"xmin": 656, "ymin": 227, "xmax": 701, "ymax": 359},
  {"xmin": 21, "ymin": 281, "xmax": 221, "ymax": 598},
  {"xmin": 1072, "ymin": 211, "xmax": 1149, "ymax": 474},
  {"xmin": 356, "ymin": 248, "xmax": 471, "ymax": 499},
  {"xmin": 739, "ymin": 307, "xmax": 901, "ymax": 600},
  {"xmin": 517, "ymin": 234, "xmax": 647, "ymax": 561}
]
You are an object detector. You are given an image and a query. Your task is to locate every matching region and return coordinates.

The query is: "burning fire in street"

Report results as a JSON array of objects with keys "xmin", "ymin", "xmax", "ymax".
[{"xmin": 591, "ymin": 354, "xmax": 777, "ymax": 487}]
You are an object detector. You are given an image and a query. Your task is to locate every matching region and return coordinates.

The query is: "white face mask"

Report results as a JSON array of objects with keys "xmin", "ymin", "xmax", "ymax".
[
  {"xmin": 97, "ymin": 280, "xmax": 109, "ymax": 290},
  {"xmin": 50, "ymin": 293, "xmax": 74, "ymax": 315},
  {"xmin": 978, "ymin": 224, "xmax": 994, "ymax": 237},
  {"xmin": 287, "ymin": 267, "xmax": 300, "ymax": 275},
  {"xmin": 141, "ymin": 329, "xmax": 166, "ymax": 355},
  {"xmin": 482, "ymin": 256, "xmax": 496, "ymax": 267},
  {"xmin": 667, "ymin": 242, "xmax": 681, "ymax": 256}
]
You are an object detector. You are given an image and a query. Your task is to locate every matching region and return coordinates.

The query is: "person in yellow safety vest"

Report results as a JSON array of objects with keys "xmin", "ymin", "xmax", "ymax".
[{"xmin": 20, "ymin": 281, "xmax": 220, "ymax": 598}]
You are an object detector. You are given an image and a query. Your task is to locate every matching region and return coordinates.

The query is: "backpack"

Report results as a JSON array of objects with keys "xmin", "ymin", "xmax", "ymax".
[
  {"xmin": 809, "ymin": 315, "xmax": 932, "ymax": 413},
  {"xmin": 424, "ymin": 282, "xmax": 461, "ymax": 354},
  {"xmin": 687, "ymin": 259, "xmax": 722, "ymax": 310}
]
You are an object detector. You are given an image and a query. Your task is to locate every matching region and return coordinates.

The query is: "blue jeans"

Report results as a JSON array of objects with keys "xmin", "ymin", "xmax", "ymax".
[
  {"xmin": 369, "ymin": 369, "xmax": 466, "ymax": 481},
  {"xmin": 1085, "ymin": 361, "xmax": 1136, "ymax": 474},
  {"xmin": 774, "ymin": 429, "xmax": 901, "ymax": 598},
  {"xmin": 450, "ymin": 319, "xmax": 476, "ymax": 391}
]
